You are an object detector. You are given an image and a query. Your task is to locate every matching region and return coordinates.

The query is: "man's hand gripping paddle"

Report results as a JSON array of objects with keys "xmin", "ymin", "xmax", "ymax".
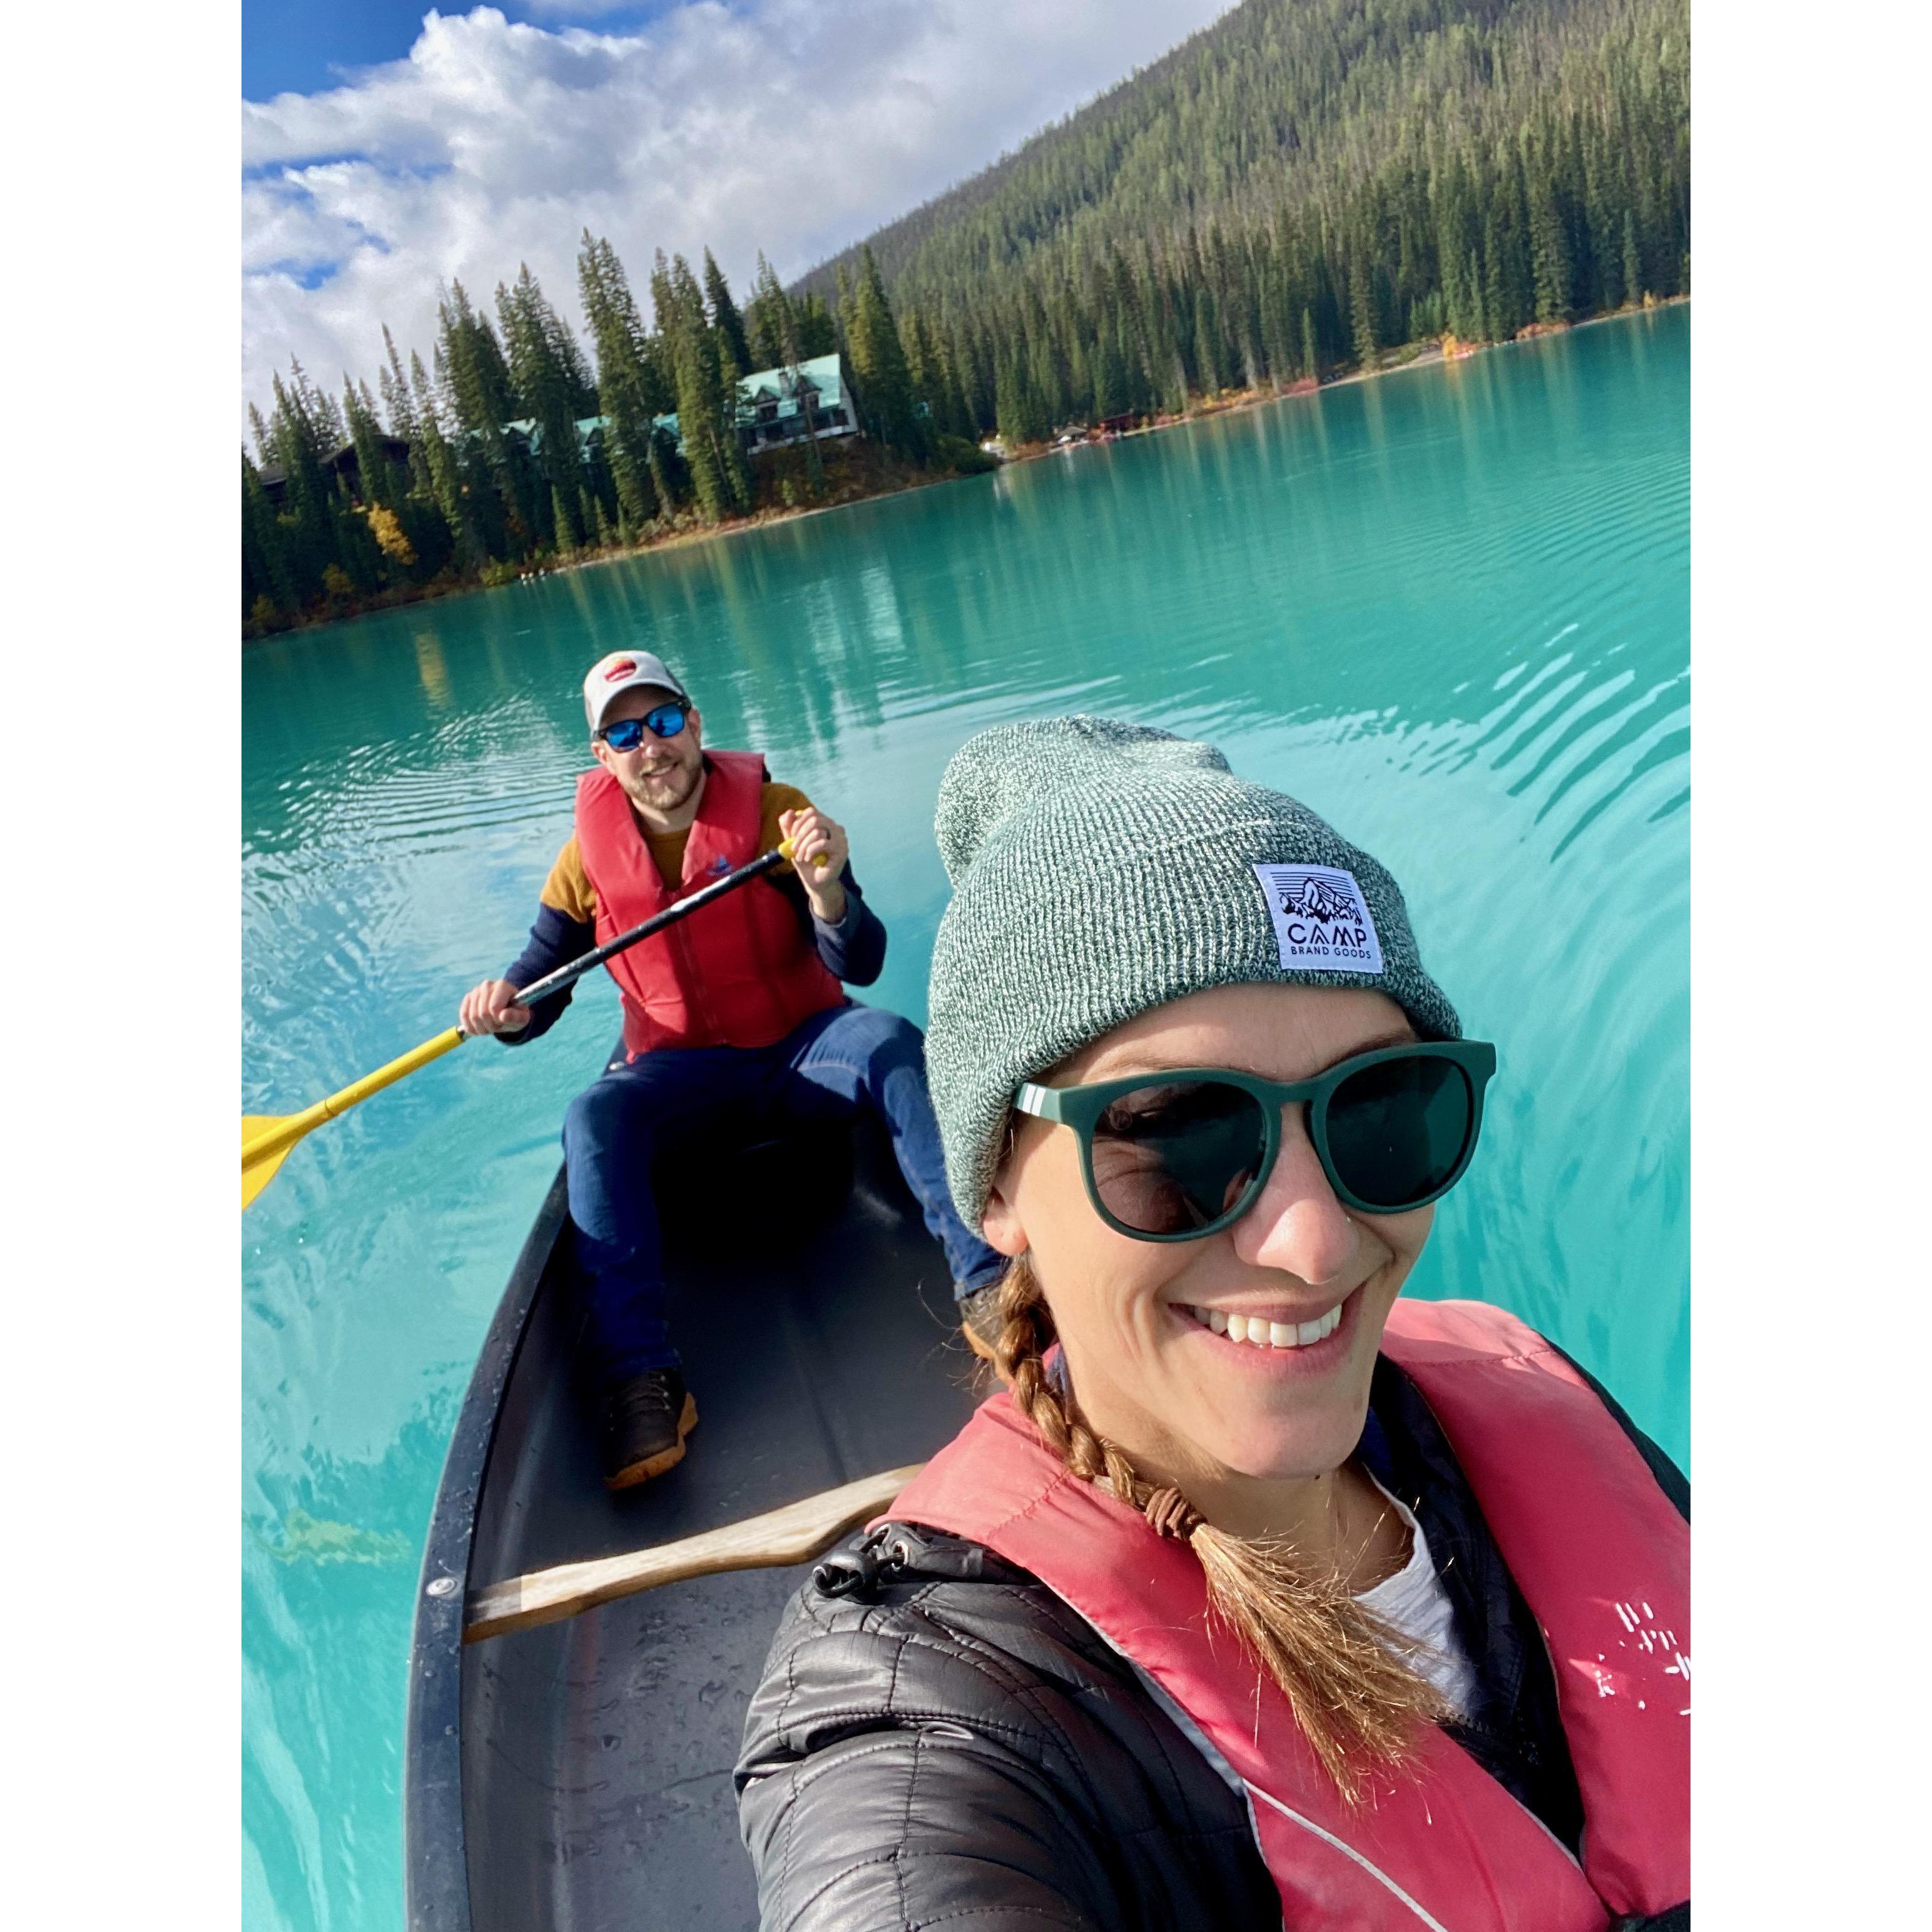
[{"xmin": 242, "ymin": 839, "xmax": 826, "ymax": 1209}]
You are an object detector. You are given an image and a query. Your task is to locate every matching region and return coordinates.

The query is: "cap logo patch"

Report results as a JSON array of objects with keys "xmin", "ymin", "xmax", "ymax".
[
  {"xmin": 1253, "ymin": 864, "xmax": 1384, "ymax": 975},
  {"xmin": 604, "ymin": 658, "xmax": 637, "ymax": 681}
]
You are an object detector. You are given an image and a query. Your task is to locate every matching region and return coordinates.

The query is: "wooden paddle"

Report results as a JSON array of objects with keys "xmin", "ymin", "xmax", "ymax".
[
  {"xmin": 243, "ymin": 838, "xmax": 823, "ymax": 1209},
  {"xmin": 462, "ymin": 1463, "xmax": 923, "ymax": 1642}
]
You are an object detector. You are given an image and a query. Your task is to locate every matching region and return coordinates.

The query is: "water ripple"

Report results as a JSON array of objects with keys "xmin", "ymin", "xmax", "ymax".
[{"xmin": 240, "ymin": 307, "xmax": 1690, "ymax": 1932}]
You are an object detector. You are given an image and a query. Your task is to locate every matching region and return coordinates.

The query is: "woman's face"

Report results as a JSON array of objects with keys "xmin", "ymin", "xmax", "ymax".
[{"xmin": 982, "ymin": 982, "xmax": 1436, "ymax": 1493}]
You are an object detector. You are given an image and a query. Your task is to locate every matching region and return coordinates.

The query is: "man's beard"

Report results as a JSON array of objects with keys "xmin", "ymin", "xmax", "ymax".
[{"xmin": 626, "ymin": 756, "xmax": 701, "ymax": 814}]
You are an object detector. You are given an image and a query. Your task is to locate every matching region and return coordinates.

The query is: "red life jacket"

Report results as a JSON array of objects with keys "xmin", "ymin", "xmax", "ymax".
[
  {"xmin": 888, "ymin": 1299, "xmax": 1689, "ymax": 1931},
  {"xmin": 573, "ymin": 748, "xmax": 846, "ymax": 1059}
]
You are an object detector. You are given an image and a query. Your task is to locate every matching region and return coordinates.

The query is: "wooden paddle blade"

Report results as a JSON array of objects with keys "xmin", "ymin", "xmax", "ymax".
[
  {"xmin": 464, "ymin": 1463, "xmax": 924, "ymax": 1643},
  {"xmin": 242, "ymin": 1115, "xmax": 298, "ymax": 1209}
]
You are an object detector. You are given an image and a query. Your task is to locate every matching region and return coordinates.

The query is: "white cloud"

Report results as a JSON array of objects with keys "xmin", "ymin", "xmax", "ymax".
[{"xmin": 240, "ymin": 1, "xmax": 1233, "ymax": 433}]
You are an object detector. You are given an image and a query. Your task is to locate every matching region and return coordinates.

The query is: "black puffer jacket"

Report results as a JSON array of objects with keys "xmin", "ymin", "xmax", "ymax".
[{"xmin": 736, "ymin": 1352, "xmax": 1689, "ymax": 1932}]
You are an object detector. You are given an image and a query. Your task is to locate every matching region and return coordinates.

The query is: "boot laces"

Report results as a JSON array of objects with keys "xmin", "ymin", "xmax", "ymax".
[{"xmin": 609, "ymin": 1372, "xmax": 678, "ymax": 1427}]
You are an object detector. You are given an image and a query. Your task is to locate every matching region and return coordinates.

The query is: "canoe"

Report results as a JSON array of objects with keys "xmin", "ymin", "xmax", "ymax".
[{"xmin": 404, "ymin": 1107, "xmax": 983, "ymax": 1931}]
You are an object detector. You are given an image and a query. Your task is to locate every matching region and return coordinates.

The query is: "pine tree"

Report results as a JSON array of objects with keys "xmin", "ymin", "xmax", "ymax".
[
  {"xmin": 656, "ymin": 251, "xmax": 750, "ymax": 522},
  {"xmin": 242, "ymin": 452, "xmax": 297, "ymax": 621},
  {"xmin": 265, "ymin": 366, "xmax": 337, "ymax": 597},
  {"xmin": 498, "ymin": 263, "xmax": 591, "ymax": 549},
  {"xmin": 992, "ymin": 353, "xmax": 1021, "ymax": 444},
  {"xmin": 438, "ymin": 280, "xmax": 535, "ymax": 554},
  {"xmin": 746, "ymin": 252, "xmax": 795, "ymax": 372},
  {"xmin": 748, "ymin": 252, "xmax": 827, "ymax": 493},
  {"xmin": 1348, "ymin": 252, "xmax": 1380, "ymax": 370},
  {"xmin": 1091, "ymin": 324, "xmax": 1127, "ymax": 422},
  {"xmin": 342, "ymin": 377, "xmax": 402, "ymax": 511},
  {"xmin": 1622, "ymin": 210, "xmax": 1645, "ymax": 306},
  {"xmin": 843, "ymin": 247, "xmax": 924, "ymax": 457},
  {"xmin": 283, "ymin": 358, "xmax": 346, "ymax": 452},
  {"xmin": 378, "ymin": 325, "xmax": 418, "ymax": 442},
  {"xmin": 900, "ymin": 309, "xmax": 936, "ymax": 420},
  {"xmin": 1528, "ymin": 166, "xmax": 1573, "ymax": 323},
  {"xmin": 793, "ymin": 292, "xmax": 839, "ymax": 358},
  {"xmin": 1192, "ymin": 287, "xmax": 1224, "ymax": 394},
  {"xmin": 703, "ymin": 248, "xmax": 753, "ymax": 379},
  {"xmin": 377, "ymin": 324, "xmax": 433, "ymax": 496},
  {"xmin": 579, "ymin": 231, "xmax": 665, "ymax": 532},
  {"xmin": 410, "ymin": 349, "xmax": 482, "ymax": 567},
  {"xmin": 935, "ymin": 323, "xmax": 977, "ymax": 437}
]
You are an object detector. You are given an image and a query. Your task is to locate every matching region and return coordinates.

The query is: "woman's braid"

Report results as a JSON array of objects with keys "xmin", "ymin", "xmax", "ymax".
[{"xmin": 993, "ymin": 1258, "xmax": 1141, "ymax": 1501}]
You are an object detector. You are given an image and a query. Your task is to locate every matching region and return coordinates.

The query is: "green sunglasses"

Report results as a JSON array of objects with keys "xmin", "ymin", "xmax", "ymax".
[{"xmin": 1014, "ymin": 1039, "xmax": 1498, "ymax": 1242}]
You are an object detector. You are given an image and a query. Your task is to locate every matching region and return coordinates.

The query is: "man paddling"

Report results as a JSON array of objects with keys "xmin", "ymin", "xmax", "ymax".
[{"xmin": 460, "ymin": 650, "xmax": 1003, "ymax": 1489}]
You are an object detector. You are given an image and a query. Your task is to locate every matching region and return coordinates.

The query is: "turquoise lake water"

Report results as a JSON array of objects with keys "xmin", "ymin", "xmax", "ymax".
[{"xmin": 242, "ymin": 303, "xmax": 1688, "ymax": 1929}]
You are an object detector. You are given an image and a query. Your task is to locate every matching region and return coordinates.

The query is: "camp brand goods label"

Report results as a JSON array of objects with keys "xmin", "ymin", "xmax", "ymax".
[{"xmin": 1252, "ymin": 864, "xmax": 1385, "ymax": 974}]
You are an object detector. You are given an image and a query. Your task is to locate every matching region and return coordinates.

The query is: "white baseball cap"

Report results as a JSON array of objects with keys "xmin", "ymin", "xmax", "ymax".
[{"xmin": 581, "ymin": 650, "xmax": 690, "ymax": 731}]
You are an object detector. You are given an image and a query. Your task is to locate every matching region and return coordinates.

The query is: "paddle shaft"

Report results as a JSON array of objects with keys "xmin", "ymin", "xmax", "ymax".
[
  {"xmin": 243, "ymin": 841, "xmax": 805, "ymax": 1177},
  {"xmin": 511, "ymin": 842, "xmax": 789, "ymax": 1009},
  {"xmin": 463, "ymin": 1463, "xmax": 922, "ymax": 1642},
  {"xmin": 243, "ymin": 1029, "xmax": 468, "ymax": 1166}
]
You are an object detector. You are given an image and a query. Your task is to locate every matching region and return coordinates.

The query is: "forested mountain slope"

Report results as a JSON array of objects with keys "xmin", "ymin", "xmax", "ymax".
[
  {"xmin": 801, "ymin": 0, "xmax": 1687, "ymax": 432},
  {"xmin": 244, "ymin": 0, "xmax": 1687, "ymax": 635}
]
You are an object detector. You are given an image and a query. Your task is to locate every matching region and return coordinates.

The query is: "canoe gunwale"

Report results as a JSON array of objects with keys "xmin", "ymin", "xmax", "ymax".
[{"xmin": 404, "ymin": 1162, "xmax": 570, "ymax": 1932}]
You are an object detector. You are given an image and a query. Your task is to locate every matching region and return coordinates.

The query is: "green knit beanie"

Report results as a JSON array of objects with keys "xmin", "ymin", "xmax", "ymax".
[{"xmin": 926, "ymin": 716, "xmax": 1462, "ymax": 1230}]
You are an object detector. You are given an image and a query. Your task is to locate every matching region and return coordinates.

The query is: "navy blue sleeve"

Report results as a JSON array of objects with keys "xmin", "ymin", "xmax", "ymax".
[
  {"xmin": 773, "ymin": 867, "xmax": 887, "ymax": 985},
  {"xmin": 497, "ymin": 903, "xmax": 595, "ymax": 1045},
  {"xmin": 814, "ymin": 869, "xmax": 888, "ymax": 986}
]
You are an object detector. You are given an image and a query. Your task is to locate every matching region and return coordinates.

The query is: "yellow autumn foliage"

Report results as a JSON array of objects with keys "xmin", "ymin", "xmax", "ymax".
[{"xmin": 365, "ymin": 503, "xmax": 416, "ymax": 567}]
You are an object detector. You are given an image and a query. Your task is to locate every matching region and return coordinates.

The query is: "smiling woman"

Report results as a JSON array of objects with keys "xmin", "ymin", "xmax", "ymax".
[{"xmin": 737, "ymin": 717, "xmax": 1690, "ymax": 1932}]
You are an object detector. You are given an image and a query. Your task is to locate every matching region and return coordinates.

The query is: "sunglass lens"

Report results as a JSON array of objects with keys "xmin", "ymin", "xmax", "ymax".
[
  {"xmin": 1324, "ymin": 1055, "xmax": 1473, "ymax": 1209},
  {"xmin": 602, "ymin": 719, "xmax": 643, "ymax": 750},
  {"xmin": 646, "ymin": 703, "xmax": 686, "ymax": 738},
  {"xmin": 1089, "ymin": 1080, "xmax": 1268, "ymax": 1236}
]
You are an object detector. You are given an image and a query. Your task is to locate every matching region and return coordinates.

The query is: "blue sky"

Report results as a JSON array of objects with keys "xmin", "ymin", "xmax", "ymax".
[
  {"xmin": 240, "ymin": 3, "xmax": 1233, "ymax": 427},
  {"xmin": 245, "ymin": 0, "xmax": 425, "ymax": 99},
  {"xmin": 243, "ymin": 1, "xmax": 675, "ymax": 99}
]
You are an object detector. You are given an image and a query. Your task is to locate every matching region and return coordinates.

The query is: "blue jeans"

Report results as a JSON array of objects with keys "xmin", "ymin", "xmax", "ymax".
[{"xmin": 561, "ymin": 1003, "xmax": 1004, "ymax": 1385}]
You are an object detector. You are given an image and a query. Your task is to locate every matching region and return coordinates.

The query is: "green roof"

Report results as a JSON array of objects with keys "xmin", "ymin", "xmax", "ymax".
[
  {"xmin": 739, "ymin": 352, "xmax": 848, "ymax": 419},
  {"xmin": 654, "ymin": 353, "xmax": 850, "ymax": 444},
  {"xmin": 496, "ymin": 415, "xmax": 612, "ymax": 458},
  {"xmin": 496, "ymin": 362, "xmax": 847, "ymax": 459}
]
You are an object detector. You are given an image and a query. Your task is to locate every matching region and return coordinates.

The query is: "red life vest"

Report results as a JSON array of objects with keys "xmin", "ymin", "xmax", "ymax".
[
  {"xmin": 573, "ymin": 748, "xmax": 846, "ymax": 1059},
  {"xmin": 888, "ymin": 1299, "xmax": 1689, "ymax": 1930}
]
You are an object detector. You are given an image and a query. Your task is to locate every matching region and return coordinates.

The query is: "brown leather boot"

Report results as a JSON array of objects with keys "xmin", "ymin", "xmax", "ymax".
[{"xmin": 602, "ymin": 1369, "xmax": 699, "ymax": 1490}]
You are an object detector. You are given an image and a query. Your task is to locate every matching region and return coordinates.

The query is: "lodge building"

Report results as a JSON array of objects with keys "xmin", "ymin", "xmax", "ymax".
[{"xmin": 260, "ymin": 352, "xmax": 862, "ymax": 509}]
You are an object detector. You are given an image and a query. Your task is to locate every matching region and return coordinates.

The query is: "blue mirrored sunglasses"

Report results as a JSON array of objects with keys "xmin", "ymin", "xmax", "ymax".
[{"xmin": 597, "ymin": 703, "xmax": 688, "ymax": 750}]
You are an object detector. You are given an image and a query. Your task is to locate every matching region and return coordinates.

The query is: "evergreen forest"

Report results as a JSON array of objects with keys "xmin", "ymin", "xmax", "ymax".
[{"xmin": 243, "ymin": 0, "xmax": 1689, "ymax": 639}]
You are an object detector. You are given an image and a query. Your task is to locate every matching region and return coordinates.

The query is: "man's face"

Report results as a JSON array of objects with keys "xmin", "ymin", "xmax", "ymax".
[{"xmin": 591, "ymin": 686, "xmax": 705, "ymax": 818}]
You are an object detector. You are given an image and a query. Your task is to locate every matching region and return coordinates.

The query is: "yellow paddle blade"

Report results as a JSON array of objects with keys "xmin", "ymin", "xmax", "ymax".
[
  {"xmin": 242, "ymin": 1026, "xmax": 467, "ymax": 1213},
  {"xmin": 242, "ymin": 1115, "xmax": 299, "ymax": 1209}
]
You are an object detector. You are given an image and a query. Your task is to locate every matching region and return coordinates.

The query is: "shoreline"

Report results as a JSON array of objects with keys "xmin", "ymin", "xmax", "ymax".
[{"xmin": 247, "ymin": 297, "xmax": 1685, "ymax": 646}]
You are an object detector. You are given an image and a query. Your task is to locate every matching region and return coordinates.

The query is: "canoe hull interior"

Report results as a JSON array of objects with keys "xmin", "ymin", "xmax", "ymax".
[{"xmin": 406, "ymin": 1111, "xmax": 985, "ymax": 1931}]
